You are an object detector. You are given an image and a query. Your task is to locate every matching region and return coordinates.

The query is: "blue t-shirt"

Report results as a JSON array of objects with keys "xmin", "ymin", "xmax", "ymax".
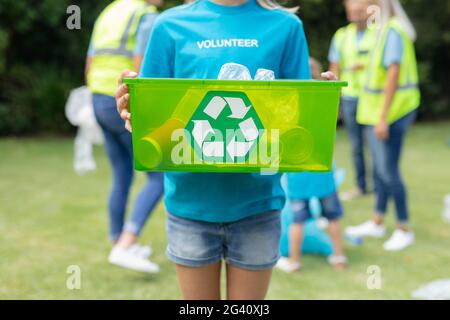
[
  {"xmin": 382, "ymin": 29, "xmax": 403, "ymax": 68},
  {"xmin": 140, "ymin": 0, "xmax": 311, "ymax": 222},
  {"xmin": 286, "ymin": 170, "xmax": 336, "ymax": 201}
]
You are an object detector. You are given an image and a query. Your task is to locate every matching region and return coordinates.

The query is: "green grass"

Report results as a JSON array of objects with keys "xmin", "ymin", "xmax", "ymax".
[{"xmin": 1, "ymin": 122, "xmax": 449, "ymax": 299}]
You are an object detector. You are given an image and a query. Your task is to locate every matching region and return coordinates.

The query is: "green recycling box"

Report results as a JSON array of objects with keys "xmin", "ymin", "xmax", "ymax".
[{"xmin": 124, "ymin": 78, "xmax": 347, "ymax": 173}]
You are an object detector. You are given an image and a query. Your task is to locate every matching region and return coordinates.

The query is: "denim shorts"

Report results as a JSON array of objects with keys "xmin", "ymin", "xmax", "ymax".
[
  {"xmin": 166, "ymin": 211, "xmax": 281, "ymax": 271},
  {"xmin": 291, "ymin": 192, "xmax": 343, "ymax": 224}
]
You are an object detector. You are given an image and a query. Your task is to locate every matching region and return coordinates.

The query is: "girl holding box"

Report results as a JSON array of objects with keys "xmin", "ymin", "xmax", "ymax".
[{"xmin": 116, "ymin": 0, "xmax": 336, "ymax": 299}]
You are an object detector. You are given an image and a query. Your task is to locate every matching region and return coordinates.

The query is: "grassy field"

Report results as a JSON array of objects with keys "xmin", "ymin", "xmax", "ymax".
[{"xmin": 1, "ymin": 122, "xmax": 449, "ymax": 299}]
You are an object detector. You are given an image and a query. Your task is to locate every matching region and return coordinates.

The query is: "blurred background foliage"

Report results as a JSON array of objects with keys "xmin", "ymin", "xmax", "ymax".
[{"xmin": 0, "ymin": 0, "xmax": 448, "ymax": 135}]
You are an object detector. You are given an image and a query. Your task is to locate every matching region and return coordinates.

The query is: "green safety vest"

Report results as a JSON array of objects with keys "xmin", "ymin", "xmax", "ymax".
[
  {"xmin": 357, "ymin": 18, "xmax": 420, "ymax": 125},
  {"xmin": 333, "ymin": 24, "xmax": 377, "ymax": 98},
  {"xmin": 87, "ymin": 0, "xmax": 156, "ymax": 96}
]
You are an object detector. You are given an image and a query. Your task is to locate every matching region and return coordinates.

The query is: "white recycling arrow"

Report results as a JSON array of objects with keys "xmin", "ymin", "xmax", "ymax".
[
  {"xmin": 203, "ymin": 141, "xmax": 224, "ymax": 158},
  {"xmin": 192, "ymin": 120, "xmax": 214, "ymax": 147},
  {"xmin": 239, "ymin": 117, "xmax": 259, "ymax": 141},
  {"xmin": 226, "ymin": 139, "xmax": 255, "ymax": 158},
  {"xmin": 225, "ymin": 97, "xmax": 251, "ymax": 119},
  {"xmin": 204, "ymin": 96, "xmax": 227, "ymax": 120},
  {"xmin": 194, "ymin": 94, "xmax": 259, "ymax": 160}
]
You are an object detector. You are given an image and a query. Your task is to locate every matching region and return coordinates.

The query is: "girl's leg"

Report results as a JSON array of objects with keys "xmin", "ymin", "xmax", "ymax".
[
  {"xmin": 373, "ymin": 170, "xmax": 388, "ymax": 224},
  {"xmin": 384, "ymin": 140, "xmax": 408, "ymax": 228},
  {"xmin": 224, "ymin": 211, "xmax": 281, "ymax": 296},
  {"xmin": 328, "ymin": 221, "xmax": 344, "ymax": 257},
  {"xmin": 384, "ymin": 111, "xmax": 417, "ymax": 228},
  {"xmin": 93, "ymin": 94, "xmax": 134, "ymax": 242},
  {"xmin": 289, "ymin": 223, "xmax": 304, "ymax": 263},
  {"xmin": 367, "ymin": 126, "xmax": 389, "ymax": 224},
  {"xmin": 166, "ymin": 213, "xmax": 223, "ymax": 299},
  {"xmin": 342, "ymin": 98, "xmax": 367, "ymax": 194},
  {"xmin": 379, "ymin": 112, "xmax": 417, "ymax": 251},
  {"xmin": 106, "ymin": 132, "xmax": 134, "ymax": 241},
  {"xmin": 289, "ymin": 200, "xmax": 310, "ymax": 263},
  {"xmin": 321, "ymin": 193, "xmax": 346, "ymax": 269},
  {"xmin": 226, "ymin": 265, "xmax": 272, "ymax": 300},
  {"xmin": 176, "ymin": 262, "xmax": 222, "ymax": 300},
  {"xmin": 120, "ymin": 172, "xmax": 164, "ymax": 246}
]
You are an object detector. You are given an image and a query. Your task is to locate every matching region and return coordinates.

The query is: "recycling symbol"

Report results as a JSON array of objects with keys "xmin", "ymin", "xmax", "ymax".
[{"xmin": 186, "ymin": 91, "xmax": 264, "ymax": 162}]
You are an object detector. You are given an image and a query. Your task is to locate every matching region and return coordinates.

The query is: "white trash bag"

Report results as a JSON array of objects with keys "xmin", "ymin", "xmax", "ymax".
[
  {"xmin": 412, "ymin": 279, "xmax": 450, "ymax": 300},
  {"xmin": 65, "ymin": 86, "xmax": 103, "ymax": 175}
]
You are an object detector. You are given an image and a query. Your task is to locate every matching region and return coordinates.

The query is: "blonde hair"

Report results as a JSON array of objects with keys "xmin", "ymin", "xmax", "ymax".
[
  {"xmin": 256, "ymin": 0, "xmax": 299, "ymax": 13},
  {"xmin": 375, "ymin": 0, "xmax": 417, "ymax": 41}
]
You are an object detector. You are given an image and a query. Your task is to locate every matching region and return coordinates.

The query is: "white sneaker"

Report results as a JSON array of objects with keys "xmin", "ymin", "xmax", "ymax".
[
  {"xmin": 108, "ymin": 246, "xmax": 159, "ymax": 273},
  {"xmin": 383, "ymin": 229, "xmax": 415, "ymax": 251},
  {"xmin": 345, "ymin": 220, "xmax": 386, "ymax": 238},
  {"xmin": 129, "ymin": 244, "xmax": 152, "ymax": 258},
  {"xmin": 275, "ymin": 257, "xmax": 301, "ymax": 273}
]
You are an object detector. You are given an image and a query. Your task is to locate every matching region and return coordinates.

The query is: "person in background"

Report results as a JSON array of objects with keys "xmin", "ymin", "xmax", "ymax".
[
  {"xmin": 276, "ymin": 58, "xmax": 347, "ymax": 273},
  {"xmin": 85, "ymin": 0, "xmax": 164, "ymax": 273},
  {"xmin": 329, "ymin": 0, "xmax": 377, "ymax": 201},
  {"xmin": 346, "ymin": 0, "xmax": 420, "ymax": 251}
]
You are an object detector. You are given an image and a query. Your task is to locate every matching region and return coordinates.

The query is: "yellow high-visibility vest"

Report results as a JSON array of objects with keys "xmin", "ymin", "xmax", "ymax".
[
  {"xmin": 333, "ymin": 24, "xmax": 377, "ymax": 98},
  {"xmin": 87, "ymin": 0, "xmax": 156, "ymax": 96},
  {"xmin": 357, "ymin": 18, "xmax": 420, "ymax": 125}
]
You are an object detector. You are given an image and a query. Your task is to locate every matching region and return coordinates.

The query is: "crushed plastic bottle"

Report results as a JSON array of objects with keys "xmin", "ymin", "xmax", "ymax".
[
  {"xmin": 254, "ymin": 68, "xmax": 275, "ymax": 81},
  {"xmin": 65, "ymin": 86, "xmax": 103, "ymax": 175},
  {"xmin": 218, "ymin": 62, "xmax": 252, "ymax": 80}
]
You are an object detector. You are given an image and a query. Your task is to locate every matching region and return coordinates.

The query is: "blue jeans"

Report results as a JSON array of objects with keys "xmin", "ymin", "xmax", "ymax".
[
  {"xmin": 166, "ymin": 211, "xmax": 281, "ymax": 270},
  {"xmin": 92, "ymin": 94, "xmax": 164, "ymax": 241},
  {"xmin": 341, "ymin": 97, "xmax": 368, "ymax": 192},
  {"xmin": 290, "ymin": 192, "xmax": 344, "ymax": 224},
  {"xmin": 367, "ymin": 110, "xmax": 417, "ymax": 224}
]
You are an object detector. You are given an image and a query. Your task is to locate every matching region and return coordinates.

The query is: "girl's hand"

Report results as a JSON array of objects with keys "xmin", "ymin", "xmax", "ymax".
[
  {"xmin": 375, "ymin": 119, "xmax": 390, "ymax": 141},
  {"xmin": 321, "ymin": 71, "xmax": 338, "ymax": 81},
  {"xmin": 115, "ymin": 70, "xmax": 138, "ymax": 132}
]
